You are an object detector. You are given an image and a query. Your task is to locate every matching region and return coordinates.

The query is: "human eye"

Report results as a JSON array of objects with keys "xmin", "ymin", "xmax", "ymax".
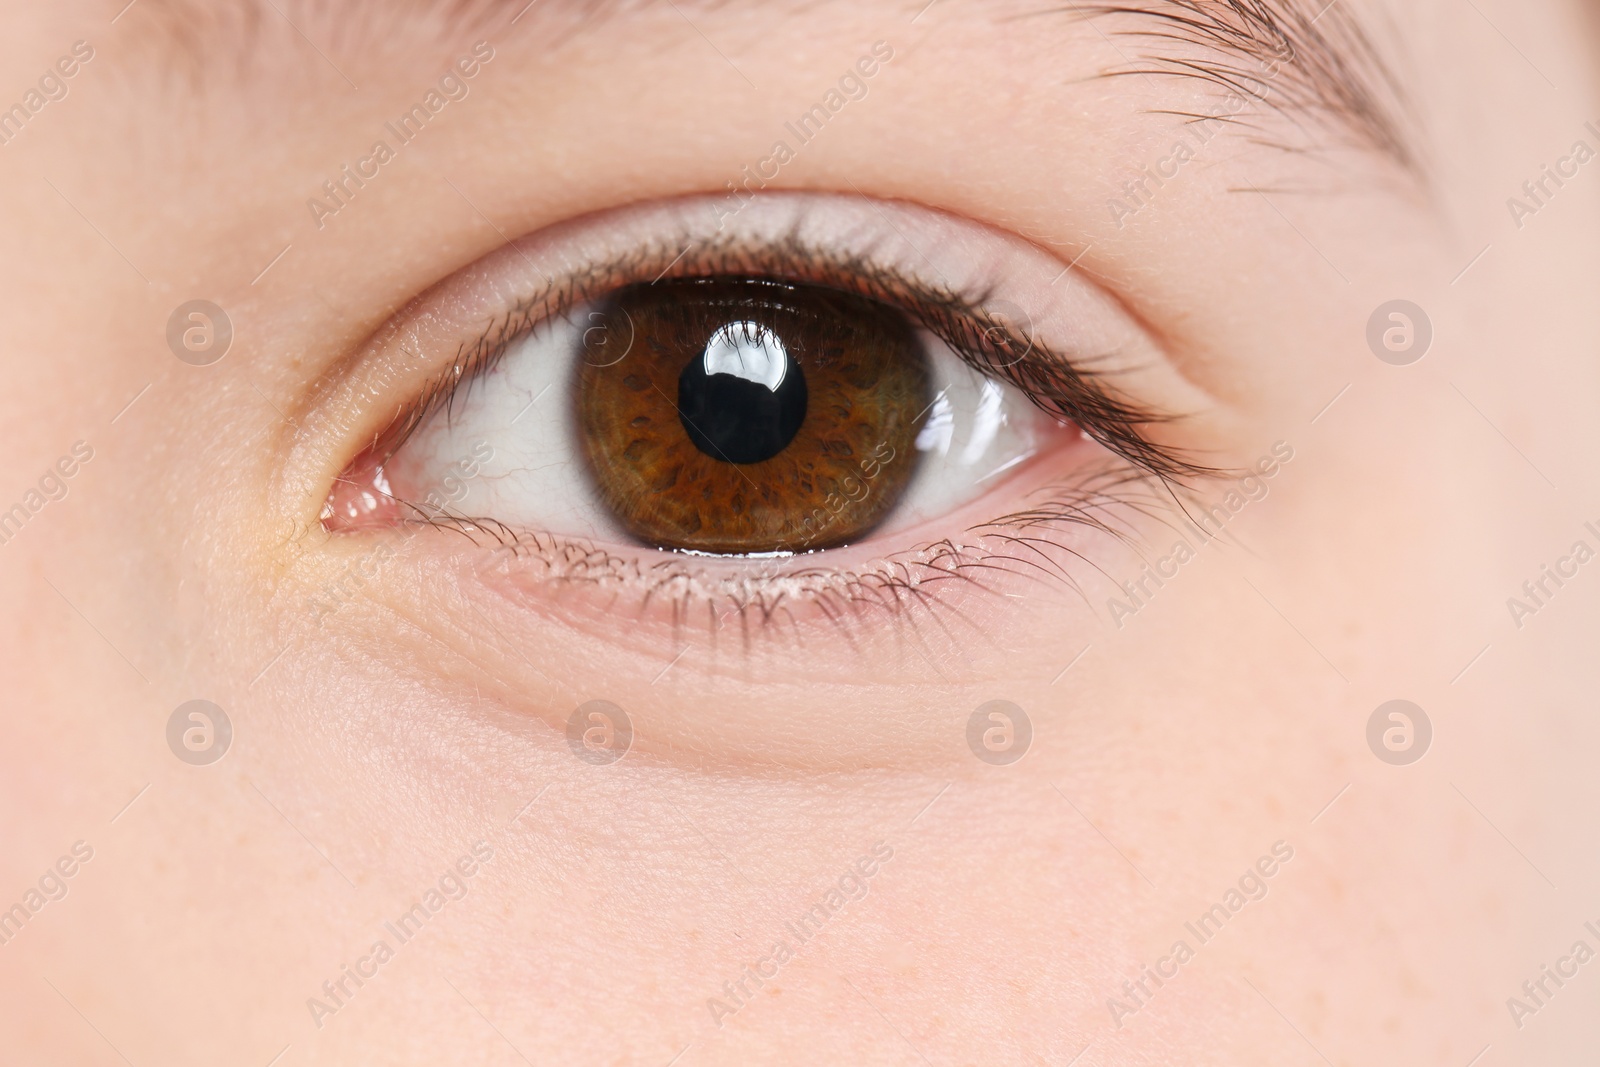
[
  {"xmin": 366, "ymin": 281, "xmax": 1047, "ymax": 556},
  {"xmin": 303, "ymin": 192, "xmax": 1209, "ymax": 644}
]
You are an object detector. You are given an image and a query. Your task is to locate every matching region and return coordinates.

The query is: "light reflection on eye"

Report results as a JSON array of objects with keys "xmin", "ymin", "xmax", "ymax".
[
  {"xmin": 703, "ymin": 321, "xmax": 790, "ymax": 391},
  {"xmin": 960, "ymin": 380, "xmax": 1006, "ymax": 467}
]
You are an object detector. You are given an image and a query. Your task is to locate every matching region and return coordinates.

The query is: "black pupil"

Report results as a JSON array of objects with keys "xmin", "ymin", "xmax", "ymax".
[{"xmin": 677, "ymin": 320, "xmax": 808, "ymax": 464}]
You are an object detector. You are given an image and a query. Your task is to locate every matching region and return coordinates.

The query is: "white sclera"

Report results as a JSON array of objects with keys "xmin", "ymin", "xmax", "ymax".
[
  {"xmin": 384, "ymin": 309, "xmax": 625, "ymax": 542},
  {"xmin": 386, "ymin": 306, "xmax": 1052, "ymax": 550},
  {"xmin": 884, "ymin": 337, "xmax": 1044, "ymax": 534}
]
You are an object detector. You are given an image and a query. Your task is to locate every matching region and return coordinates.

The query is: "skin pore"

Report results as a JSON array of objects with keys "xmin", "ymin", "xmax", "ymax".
[{"xmin": 2, "ymin": 0, "xmax": 1599, "ymax": 1063}]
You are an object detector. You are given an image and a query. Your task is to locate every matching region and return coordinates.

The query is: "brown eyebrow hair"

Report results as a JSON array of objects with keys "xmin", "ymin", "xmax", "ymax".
[
  {"xmin": 115, "ymin": 0, "xmax": 652, "ymax": 78},
  {"xmin": 1060, "ymin": 0, "xmax": 1417, "ymax": 172},
  {"xmin": 124, "ymin": 0, "xmax": 1414, "ymax": 174}
]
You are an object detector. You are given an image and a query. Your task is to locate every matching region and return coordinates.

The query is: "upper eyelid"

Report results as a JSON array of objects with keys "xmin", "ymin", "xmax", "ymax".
[
  {"xmin": 284, "ymin": 191, "xmax": 1224, "ymax": 526},
  {"xmin": 389, "ymin": 234, "xmax": 1015, "ymax": 456},
  {"xmin": 371, "ymin": 222, "xmax": 1210, "ymax": 487}
]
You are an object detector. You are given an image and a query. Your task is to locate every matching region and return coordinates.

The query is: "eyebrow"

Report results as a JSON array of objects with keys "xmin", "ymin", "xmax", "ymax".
[
  {"xmin": 125, "ymin": 0, "xmax": 1413, "ymax": 172},
  {"xmin": 122, "ymin": 0, "xmax": 680, "ymax": 55},
  {"xmin": 1059, "ymin": 0, "xmax": 1416, "ymax": 172},
  {"xmin": 115, "ymin": 0, "xmax": 654, "ymax": 81}
]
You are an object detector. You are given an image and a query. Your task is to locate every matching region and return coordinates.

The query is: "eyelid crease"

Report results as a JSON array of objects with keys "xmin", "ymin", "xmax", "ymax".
[{"xmin": 366, "ymin": 224, "xmax": 1215, "ymax": 497}]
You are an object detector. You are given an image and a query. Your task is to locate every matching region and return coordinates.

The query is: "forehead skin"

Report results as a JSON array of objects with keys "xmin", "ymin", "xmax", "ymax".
[{"xmin": 1, "ymin": 0, "xmax": 1598, "ymax": 1064}]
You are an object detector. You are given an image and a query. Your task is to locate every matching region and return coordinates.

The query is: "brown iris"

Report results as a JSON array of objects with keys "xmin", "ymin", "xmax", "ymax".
[{"xmin": 576, "ymin": 278, "xmax": 931, "ymax": 554}]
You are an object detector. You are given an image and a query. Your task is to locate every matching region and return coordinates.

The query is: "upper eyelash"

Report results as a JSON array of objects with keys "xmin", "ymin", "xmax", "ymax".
[{"xmin": 365, "ymin": 223, "xmax": 1213, "ymax": 488}]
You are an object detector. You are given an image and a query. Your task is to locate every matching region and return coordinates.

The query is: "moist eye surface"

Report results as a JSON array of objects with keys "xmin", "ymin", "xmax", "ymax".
[
  {"xmin": 677, "ymin": 319, "xmax": 809, "ymax": 465},
  {"xmin": 577, "ymin": 277, "xmax": 932, "ymax": 554},
  {"xmin": 337, "ymin": 196, "xmax": 1146, "ymax": 577}
]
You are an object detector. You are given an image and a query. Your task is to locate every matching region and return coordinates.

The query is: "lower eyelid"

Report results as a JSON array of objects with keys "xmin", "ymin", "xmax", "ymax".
[
  {"xmin": 301, "ymin": 455, "xmax": 1164, "ymax": 773},
  {"xmin": 382, "ymin": 433, "xmax": 1124, "ymax": 636}
]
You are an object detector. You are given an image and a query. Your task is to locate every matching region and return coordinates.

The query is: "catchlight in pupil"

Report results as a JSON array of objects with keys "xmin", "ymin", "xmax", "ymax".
[
  {"xmin": 576, "ymin": 277, "xmax": 932, "ymax": 555},
  {"xmin": 678, "ymin": 321, "xmax": 808, "ymax": 465}
]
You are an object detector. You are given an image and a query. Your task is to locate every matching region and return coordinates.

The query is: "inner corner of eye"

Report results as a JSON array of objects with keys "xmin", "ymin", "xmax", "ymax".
[
  {"xmin": 323, "ymin": 444, "xmax": 404, "ymax": 532},
  {"xmin": 332, "ymin": 275, "xmax": 1059, "ymax": 554}
]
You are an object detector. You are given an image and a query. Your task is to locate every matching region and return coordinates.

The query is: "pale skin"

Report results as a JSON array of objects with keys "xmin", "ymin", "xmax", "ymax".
[{"xmin": 1, "ymin": 0, "xmax": 1598, "ymax": 1062}]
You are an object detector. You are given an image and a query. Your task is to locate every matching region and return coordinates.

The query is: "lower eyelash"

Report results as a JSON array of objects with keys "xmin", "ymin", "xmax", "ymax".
[{"xmin": 410, "ymin": 458, "xmax": 1177, "ymax": 649}]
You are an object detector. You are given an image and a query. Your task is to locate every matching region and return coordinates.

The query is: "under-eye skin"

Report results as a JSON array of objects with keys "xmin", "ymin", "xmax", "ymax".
[{"xmin": 316, "ymin": 195, "xmax": 1213, "ymax": 635}]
